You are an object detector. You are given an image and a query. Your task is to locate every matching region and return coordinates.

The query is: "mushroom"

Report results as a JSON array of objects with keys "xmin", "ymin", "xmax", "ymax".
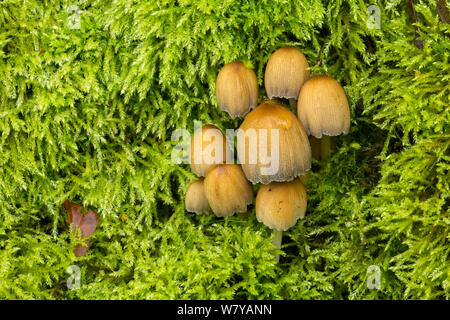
[
  {"xmin": 185, "ymin": 178, "xmax": 210, "ymax": 214},
  {"xmin": 264, "ymin": 46, "xmax": 310, "ymax": 107},
  {"xmin": 255, "ymin": 177, "xmax": 307, "ymax": 261},
  {"xmin": 190, "ymin": 124, "xmax": 231, "ymax": 177},
  {"xmin": 204, "ymin": 164, "xmax": 253, "ymax": 217},
  {"xmin": 237, "ymin": 101, "xmax": 311, "ymax": 184},
  {"xmin": 297, "ymin": 75, "xmax": 350, "ymax": 159},
  {"xmin": 216, "ymin": 61, "xmax": 259, "ymax": 119}
]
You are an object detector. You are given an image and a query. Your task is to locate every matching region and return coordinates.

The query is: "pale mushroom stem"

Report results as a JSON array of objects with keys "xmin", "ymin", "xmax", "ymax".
[
  {"xmin": 272, "ymin": 229, "xmax": 283, "ymax": 262},
  {"xmin": 321, "ymin": 135, "xmax": 332, "ymax": 159},
  {"xmin": 288, "ymin": 98, "xmax": 297, "ymax": 108}
]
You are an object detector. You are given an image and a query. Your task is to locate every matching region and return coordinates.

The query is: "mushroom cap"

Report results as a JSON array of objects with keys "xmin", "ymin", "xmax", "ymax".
[
  {"xmin": 216, "ymin": 61, "xmax": 258, "ymax": 119},
  {"xmin": 255, "ymin": 178, "xmax": 307, "ymax": 231},
  {"xmin": 297, "ymin": 75, "xmax": 350, "ymax": 138},
  {"xmin": 189, "ymin": 124, "xmax": 231, "ymax": 177},
  {"xmin": 264, "ymin": 46, "xmax": 310, "ymax": 99},
  {"xmin": 237, "ymin": 102, "xmax": 311, "ymax": 184},
  {"xmin": 204, "ymin": 164, "xmax": 253, "ymax": 217},
  {"xmin": 185, "ymin": 178, "xmax": 210, "ymax": 215}
]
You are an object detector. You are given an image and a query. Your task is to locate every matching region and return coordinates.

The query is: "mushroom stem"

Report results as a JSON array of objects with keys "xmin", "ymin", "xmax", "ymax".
[
  {"xmin": 288, "ymin": 98, "xmax": 297, "ymax": 108},
  {"xmin": 320, "ymin": 135, "xmax": 332, "ymax": 159},
  {"xmin": 272, "ymin": 229, "xmax": 283, "ymax": 262},
  {"xmin": 299, "ymin": 171, "xmax": 311, "ymax": 184}
]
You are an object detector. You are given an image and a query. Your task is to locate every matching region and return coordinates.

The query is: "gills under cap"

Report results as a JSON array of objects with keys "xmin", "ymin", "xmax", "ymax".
[
  {"xmin": 204, "ymin": 164, "xmax": 253, "ymax": 217},
  {"xmin": 185, "ymin": 178, "xmax": 210, "ymax": 215},
  {"xmin": 237, "ymin": 102, "xmax": 311, "ymax": 184}
]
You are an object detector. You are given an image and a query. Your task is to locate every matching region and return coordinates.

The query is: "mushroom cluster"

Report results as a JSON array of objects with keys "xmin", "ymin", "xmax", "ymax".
[
  {"xmin": 185, "ymin": 124, "xmax": 253, "ymax": 218},
  {"xmin": 184, "ymin": 46, "xmax": 350, "ymax": 261}
]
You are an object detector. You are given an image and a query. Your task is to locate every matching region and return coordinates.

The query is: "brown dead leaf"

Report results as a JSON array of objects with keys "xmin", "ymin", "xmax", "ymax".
[{"xmin": 62, "ymin": 200, "xmax": 99, "ymax": 257}]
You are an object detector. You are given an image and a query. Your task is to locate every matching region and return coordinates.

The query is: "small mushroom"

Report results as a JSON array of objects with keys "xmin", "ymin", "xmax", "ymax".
[
  {"xmin": 309, "ymin": 136, "xmax": 322, "ymax": 161},
  {"xmin": 307, "ymin": 135, "xmax": 336, "ymax": 161},
  {"xmin": 297, "ymin": 75, "xmax": 350, "ymax": 159},
  {"xmin": 185, "ymin": 178, "xmax": 210, "ymax": 214},
  {"xmin": 204, "ymin": 164, "xmax": 253, "ymax": 217},
  {"xmin": 216, "ymin": 61, "xmax": 258, "ymax": 119},
  {"xmin": 190, "ymin": 124, "xmax": 231, "ymax": 177},
  {"xmin": 255, "ymin": 177, "xmax": 307, "ymax": 261},
  {"xmin": 264, "ymin": 46, "xmax": 310, "ymax": 106},
  {"xmin": 237, "ymin": 102, "xmax": 311, "ymax": 184}
]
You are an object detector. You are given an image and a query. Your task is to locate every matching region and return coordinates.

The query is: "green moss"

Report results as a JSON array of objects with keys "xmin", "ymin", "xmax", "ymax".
[{"xmin": 0, "ymin": 0, "xmax": 448, "ymax": 299}]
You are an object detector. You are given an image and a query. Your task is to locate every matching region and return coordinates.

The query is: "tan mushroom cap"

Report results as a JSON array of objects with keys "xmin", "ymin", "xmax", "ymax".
[
  {"xmin": 297, "ymin": 75, "xmax": 350, "ymax": 138},
  {"xmin": 189, "ymin": 124, "xmax": 231, "ymax": 177},
  {"xmin": 237, "ymin": 102, "xmax": 311, "ymax": 184},
  {"xmin": 204, "ymin": 164, "xmax": 253, "ymax": 217},
  {"xmin": 256, "ymin": 178, "xmax": 307, "ymax": 231},
  {"xmin": 185, "ymin": 178, "xmax": 210, "ymax": 215},
  {"xmin": 264, "ymin": 46, "xmax": 310, "ymax": 99},
  {"xmin": 216, "ymin": 61, "xmax": 258, "ymax": 119}
]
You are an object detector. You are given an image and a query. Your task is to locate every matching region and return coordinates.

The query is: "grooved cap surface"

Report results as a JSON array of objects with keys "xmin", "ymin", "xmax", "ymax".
[
  {"xmin": 216, "ymin": 61, "xmax": 258, "ymax": 119},
  {"xmin": 297, "ymin": 75, "xmax": 350, "ymax": 138},
  {"xmin": 265, "ymin": 47, "xmax": 310, "ymax": 99}
]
